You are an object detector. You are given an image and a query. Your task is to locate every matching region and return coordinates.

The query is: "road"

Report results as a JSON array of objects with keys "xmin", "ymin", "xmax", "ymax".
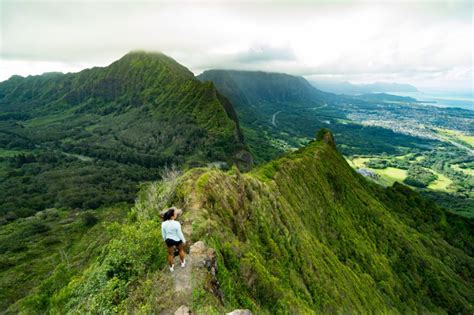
[{"xmin": 271, "ymin": 111, "xmax": 282, "ymax": 126}]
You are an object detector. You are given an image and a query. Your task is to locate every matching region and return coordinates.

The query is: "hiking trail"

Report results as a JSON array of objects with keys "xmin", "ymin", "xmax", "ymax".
[
  {"xmin": 158, "ymin": 195, "xmax": 215, "ymax": 314},
  {"xmin": 158, "ymin": 182, "xmax": 252, "ymax": 315}
]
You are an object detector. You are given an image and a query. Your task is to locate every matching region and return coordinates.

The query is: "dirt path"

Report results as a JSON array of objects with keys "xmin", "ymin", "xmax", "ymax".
[
  {"xmin": 158, "ymin": 175, "xmax": 252, "ymax": 315},
  {"xmin": 158, "ymin": 188, "xmax": 214, "ymax": 315},
  {"xmin": 172, "ymin": 256, "xmax": 193, "ymax": 293},
  {"xmin": 160, "ymin": 240, "xmax": 212, "ymax": 314}
]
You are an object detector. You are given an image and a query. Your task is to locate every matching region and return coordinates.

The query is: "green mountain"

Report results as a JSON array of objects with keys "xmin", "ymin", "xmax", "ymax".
[
  {"xmin": 196, "ymin": 70, "xmax": 474, "ymax": 218},
  {"xmin": 0, "ymin": 51, "xmax": 250, "ymax": 221},
  {"xmin": 4, "ymin": 130, "xmax": 472, "ymax": 313},
  {"xmin": 197, "ymin": 70, "xmax": 438, "ymax": 163},
  {"xmin": 177, "ymin": 130, "xmax": 472, "ymax": 313},
  {"xmin": 1, "ymin": 53, "xmax": 472, "ymax": 314},
  {"xmin": 197, "ymin": 70, "xmax": 332, "ymax": 106}
]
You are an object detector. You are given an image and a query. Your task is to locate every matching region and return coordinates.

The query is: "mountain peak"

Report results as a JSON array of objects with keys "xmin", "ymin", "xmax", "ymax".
[
  {"xmin": 119, "ymin": 50, "xmax": 168, "ymax": 61},
  {"xmin": 316, "ymin": 128, "xmax": 336, "ymax": 149},
  {"xmin": 110, "ymin": 50, "xmax": 195, "ymax": 80}
]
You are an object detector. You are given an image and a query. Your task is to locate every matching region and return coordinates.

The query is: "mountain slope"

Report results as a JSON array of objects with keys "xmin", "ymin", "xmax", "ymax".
[
  {"xmin": 0, "ymin": 51, "xmax": 250, "ymax": 220},
  {"xmin": 11, "ymin": 130, "xmax": 472, "ymax": 314},
  {"xmin": 198, "ymin": 70, "xmax": 332, "ymax": 106},
  {"xmin": 182, "ymin": 129, "xmax": 473, "ymax": 313},
  {"xmin": 198, "ymin": 70, "xmax": 439, "ymax": 163},
  {"xmin": 197, "ymin": 70, "xmax": 338, "ymax": 163}
]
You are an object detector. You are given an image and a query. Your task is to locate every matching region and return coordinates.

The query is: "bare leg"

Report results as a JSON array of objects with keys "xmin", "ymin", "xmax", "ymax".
[
  {"xmin": 178, "ymin": 243, "xmax": 185, "ymax": 263},
  {"xmin": 167, "ymin": 246, "xmax": 175, "ymax": 266}
]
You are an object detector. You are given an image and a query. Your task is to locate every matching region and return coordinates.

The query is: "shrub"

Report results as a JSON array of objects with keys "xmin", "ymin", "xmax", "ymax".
[{"xmin": 82, "ymin": 212, "xmax": 99, "ymax": 227}]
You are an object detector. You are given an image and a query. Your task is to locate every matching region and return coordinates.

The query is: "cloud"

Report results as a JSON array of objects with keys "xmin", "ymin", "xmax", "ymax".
[
  {"xmin": 234, "ymin": 44, "xmax": 296, "ymax": 63},
  {"xmin": 0, "ymin": 0, "xmax": 472, "ymax": 92}
]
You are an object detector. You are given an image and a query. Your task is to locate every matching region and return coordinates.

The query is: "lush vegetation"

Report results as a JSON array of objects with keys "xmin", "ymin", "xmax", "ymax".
[
  {"xmin": 197, "ymin": 69, "xmax": 474, "ymax": 217},
  {"xmin": 0, "ymin": 51, "xmax": 249, "ymax": 222},
  {"xmin": 1, "ymin": 52, "xmax": 472, "ymax": 313},
  {"xmin": 197, "ymin": 70, "xmax": 441, "ymax": 163},
  {"xmin": 1, "ymin": 130, "xmax": 472, "ymax": 313},
  {"xmin": 349, "ymin": 145, "xmax": 473, "ymax": 217},
  {"xmin": 180, "ymin": 132, "xmax": 473, "ymax": 313},
  {"xmin": 0, "ymin": 167, "xmax": 185, "ymax": 314},
  {"xmin": 0, "ymin": 205, "xmax": 128, "ymax": 312},
  {"xmin": 366, "ymin": 157, "xmax": 411, "ymax": 170},
  {"xmin": 0, "ymin": 151, "xmax": 154, "ymax": 221},
  {"xmin": 403, "ymin": 165, "xmax": 438, "ymax": 187}
]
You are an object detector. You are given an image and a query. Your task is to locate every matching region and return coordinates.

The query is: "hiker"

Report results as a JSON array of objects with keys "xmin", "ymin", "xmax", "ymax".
[{"xmin": 161, "ymin": 207, "xmax": 186, "ymax": 272}]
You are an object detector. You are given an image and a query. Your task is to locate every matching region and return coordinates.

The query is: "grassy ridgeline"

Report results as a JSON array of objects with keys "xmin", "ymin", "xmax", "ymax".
[
  {"xmin": 4, "ymin": 132, "xmax": 472, "ymax": 313},
  {"xmin": 182, "ymin": 132, "xmax": 473, "ymax": 313}
]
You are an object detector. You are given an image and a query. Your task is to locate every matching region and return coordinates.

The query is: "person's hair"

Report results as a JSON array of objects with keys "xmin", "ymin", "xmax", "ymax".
[{"xmin": 163, "ymin": 208, "xmax": 175, "ymax": 221}]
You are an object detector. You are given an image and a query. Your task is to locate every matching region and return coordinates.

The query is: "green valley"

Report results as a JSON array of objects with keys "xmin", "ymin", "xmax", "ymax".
[
  {"xmin": 346, "ymin": 144, "xmax": 473, "ymax": 218},
  {"xmin": 0, "ymin": 51, "xmax": 250, "ymax": 222},
  {"xmin": 197, "ymin": 70, "xmax": 473, "ymax": 218}
]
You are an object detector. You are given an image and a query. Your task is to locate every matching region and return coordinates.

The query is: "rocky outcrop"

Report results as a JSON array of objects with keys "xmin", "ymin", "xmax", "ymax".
[
  {"xmin": 174, "ymin": 305, "xmax": 192, "ymax": 315},
  {"xmin": 226, "ymin": 310, "xmax": 252, "ymax": 315},
  {"xmin": 316, "ymin": 128, "xmax": 336, "ymax": 149}
]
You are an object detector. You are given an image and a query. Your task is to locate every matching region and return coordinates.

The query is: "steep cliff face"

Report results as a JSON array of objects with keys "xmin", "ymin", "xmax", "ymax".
[
  {"xmin": 0, "ymin": 52, "xmax": 254, "ymax": 312},
  {"xmin": 198, "ymin": 69, "xmax": 331, "ymax": 106}
]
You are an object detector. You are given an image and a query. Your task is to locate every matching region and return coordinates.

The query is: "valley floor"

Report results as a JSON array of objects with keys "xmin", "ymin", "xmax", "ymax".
[{"xmin": 345, "ymin": 135, "xmax": 474, "ymax": 218}]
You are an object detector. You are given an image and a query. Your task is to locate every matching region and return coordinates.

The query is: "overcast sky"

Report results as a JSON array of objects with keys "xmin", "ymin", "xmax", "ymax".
[{"xmin": 1, "ymin": 0, "xmax": 472, "ymax": 93}]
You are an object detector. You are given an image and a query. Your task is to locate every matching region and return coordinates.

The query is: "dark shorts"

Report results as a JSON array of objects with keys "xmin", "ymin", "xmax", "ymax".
[{"xmin": 165, "ymin": 238, "xmax": 183, "ymax": 247}]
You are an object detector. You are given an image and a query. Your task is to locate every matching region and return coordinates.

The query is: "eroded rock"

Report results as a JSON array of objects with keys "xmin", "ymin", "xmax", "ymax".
[
  {"xmin": 226, "ymin": 310, "xmax": 252, "ymax": 315},
  {"xmin": 174, "ymin": 305, "xmax": 192, "ymax": 315},
  {"xmin": 189, "ymin": 241, "xmax": 207, "ymax": 255}
]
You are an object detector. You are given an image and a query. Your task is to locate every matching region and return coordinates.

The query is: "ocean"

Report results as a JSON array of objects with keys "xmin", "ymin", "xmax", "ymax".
[{"xmin": 388, "ymin": 91, "xmax": 474, "ymax": 111}]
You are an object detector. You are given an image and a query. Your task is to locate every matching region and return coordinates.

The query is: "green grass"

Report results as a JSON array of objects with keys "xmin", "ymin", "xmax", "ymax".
[
  {"xmin": 346, "ymin": 157, "xmax": 410, "ymax": 186},
  {"xmin": 394, "ymin": 153, "xmax": 411, "ymax": 160},
  {"xmin": 435, "ymin": 128, "xmax": 474, "ymax": 148},
  {"xmin": 344, "ymin": 150, "xmax": 470, "ymax": 216},
  {"xmin": 2, "ymin": 132, "xmax": 473, "ymax": 313},
  {"xmin": 428, "ymin": 171, "xmax": 454, "ymax": 191},
  {"xmin": 375, "ymin": 167, "xmax": 408, "ymax": 184},
  {"xmin": 0, "ymin": 205, "xmax": 129, "ymax": 312},
  {"xmin": 0, "ymin": 149, "xmax": 28, "ymax": 158},
  {"xmin": 458, "ymin": 134, "xmax": 474, "ymax": 147},
  {"xmin": 346, "ymin": 157, "xmax": 371, "ymax": 168},
  {"xmin": 452, "ymin": 164, "xmax": 474, "ymax": 177},
  {"xmin": 415, "ymin": 155, "xmax": 425, "ymax": 162},
  {"xmin": 174, "ymin": 133, "xmax": 474, "ymax": 313}
]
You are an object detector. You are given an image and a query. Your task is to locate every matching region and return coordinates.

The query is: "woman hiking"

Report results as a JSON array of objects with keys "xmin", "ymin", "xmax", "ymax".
[{"xmin": 161, "ymin": 207, "xmax": 186, "ymax": 272}]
